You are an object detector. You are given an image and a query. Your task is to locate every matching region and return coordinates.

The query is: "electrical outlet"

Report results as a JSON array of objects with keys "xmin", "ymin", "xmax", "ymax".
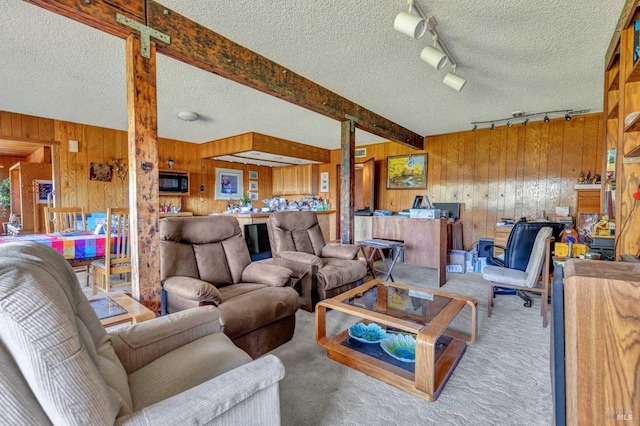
[{"xmin": 200, "ymin": 197, "xmax": 204, "ymax": 203}]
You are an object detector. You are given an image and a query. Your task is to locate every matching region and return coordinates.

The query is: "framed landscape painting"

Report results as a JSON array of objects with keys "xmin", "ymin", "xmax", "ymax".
[{"xmin": 386, "ymin": 154, "xmax": 427, "ymax": 189}]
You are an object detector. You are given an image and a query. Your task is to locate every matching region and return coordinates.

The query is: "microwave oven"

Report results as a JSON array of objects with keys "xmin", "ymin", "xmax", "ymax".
[{"xmin": 159, "ymin": 172, "xmax": 189, "ymax": 193}]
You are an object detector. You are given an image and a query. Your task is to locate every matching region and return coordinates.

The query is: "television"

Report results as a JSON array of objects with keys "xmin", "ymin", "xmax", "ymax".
[
  {"xmin": 432, "ymin": 202, "xmax": 461, "ymax": 220},
  {"xmin": 244, "ymin": 223, "xmax": 272, "ymax": 261}
]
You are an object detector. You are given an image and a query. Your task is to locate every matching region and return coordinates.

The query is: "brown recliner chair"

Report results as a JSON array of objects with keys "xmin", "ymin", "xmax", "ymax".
[
  {"xmin": 160, "ymin": 216, "xmax": 299, "ymax": 359},
  {"xmin": 267, "ymin": 211, "xmax": 367, "ymax": 311}
]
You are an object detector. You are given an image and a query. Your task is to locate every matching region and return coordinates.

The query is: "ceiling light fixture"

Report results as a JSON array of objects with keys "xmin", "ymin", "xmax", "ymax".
[
  {"xmin": 470, "ymin": 109, "xmax": 588, "ymax": 130},
  {"xmin": 177, "ymin": 110, "xmax": 199, "ymax": 121},
  {"xmin": 394, "ymin": 1, "xmax": 466, "ymax": 91}
]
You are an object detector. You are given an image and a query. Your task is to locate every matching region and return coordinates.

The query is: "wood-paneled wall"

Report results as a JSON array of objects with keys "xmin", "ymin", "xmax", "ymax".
[
  {"xmin": 0, "ymin": 155, "xmax": 26, "ymax": 223},
  {"xmin": 2, "ymin": 109, "xmax": 604, "ymax": 250},
  {"xmin": 325, "ymin": 113, "xmax": 603, "ymax": 249},
  {"xmin": 2, "ymin": 110, "xmax": 276, "ymax": 217}
]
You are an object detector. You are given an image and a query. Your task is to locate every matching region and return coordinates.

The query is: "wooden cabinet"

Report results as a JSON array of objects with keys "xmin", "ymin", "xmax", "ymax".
[
  {"xmin": 575, "ymin": 187, "xmax": 601, "ymax": 215},
  {"xmin": 604, "ymin": 3, "xmax": 640, "ymax": 257},
  {"xmin": 272, "ymin": 164, "xmax": 318, "ymax": 196},
  {"xmin": 563, "ymin": 260, "xmax": 640, "ymax": 425},
  {"xmin": 9, "ymin": 161, "xmax": 52, "ymax": 233}
]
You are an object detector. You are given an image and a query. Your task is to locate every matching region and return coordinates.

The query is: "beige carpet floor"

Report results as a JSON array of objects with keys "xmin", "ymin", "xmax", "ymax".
[
  {"xmin": 81, "ymin": 263, "xmax": 553, "ymax": 425},
  {"xmin": 270, "ymin": 263, "xmax": 553, "ymax": 426}
]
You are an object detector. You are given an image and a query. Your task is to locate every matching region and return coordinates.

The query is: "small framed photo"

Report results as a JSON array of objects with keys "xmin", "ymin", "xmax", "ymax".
[
  {"xmin": 215, "ymin": 167, "xmax": 243, "ymax": 200},
  {"xmin": 320, "ymin": 172, "xmax": 329, "ymax": 192},
  {"xmin": 35, "ymin": 180, "xmax": 53, "ymax": 204},
  {"xmin": 89, "ymin": 163, "xmax": 113, "ymax": 182},
  {"xmin": 249, "ymin": 192, "xmax": 259, "ymax": 201},
  {"xmin": 249, "ymin": 180, "xmax": 258, "ymax": 191},
  {"xmin": 386, "ymin": 153, "xmax": 427, "ymax": 190},
  {"xmin": 249, "ymin": 171, "xmax": 259, "ymax": 180}
]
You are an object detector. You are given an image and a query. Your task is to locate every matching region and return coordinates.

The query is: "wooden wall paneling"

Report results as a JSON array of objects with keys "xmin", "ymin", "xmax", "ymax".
[
  {"xmin": 561, "ymin": 118, "xmax": 585, "ymax": 210},
  {"xmin": 0, "ymin": 155, "xmax": 25, "ymax": 223},
  {"xmin": 425, "ymin": 135, "xmax": 441, "ymax": 203},
  {"xmin": 523, "ymin": 121, "xmax": 543, "ymax": 219},
  {"xmin": 495, "ymin": 127, "xmax": 509, "ymax": 222},
  {"xmin": 512, "ymin": 124, "xmax": 527, "ymax": 220},
  {"xmin": 86, "ymin": 125, "xmax": 104, "ymax": 213},
  {"xmin": 55, "ymin": 121, "xmax": 74, "ymax": 206},
  {"xmin": 102, "ymin": 128, "xmax": 118, "ymax": 210},
  {"xmin": 115, "ymin": 130, "xmax": 129, "ymax": 207},
  {"xmin": 545, "ymin": 120, "xmax": 565, "ymax": 216},
  {"xmin": 444, "ymin": 133, "xmax": 460, "ymax": 202},
  {"xmin": 486, "ymin": 128, "xmax": 502, "ymax": 234},
  {"xmin": 21, "ymin": 115, "xmax": 40, "ymax": 140},
  {"xmin": 10, "ymin": 113, "xmax": 22, "ymax": 138},
  {"xmin": 37, "ymin": 116, "xmax": 55, "ymax": 141},
  {"xmin": 472, "ymin": 129, "xmax": 490, "ymax": 243},
  {"xmin": 461, "ymin": 129, "xmax": 477, "ymax": 244},
  {"xmin": 0, "ymin": 111, "xmax": 12, "ymax": 136}
]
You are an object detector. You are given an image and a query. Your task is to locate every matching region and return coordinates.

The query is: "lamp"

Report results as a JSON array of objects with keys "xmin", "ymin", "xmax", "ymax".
[
  {"xmin": 470, "ymin": 109, "xmax": 589, "ymax": 130},
  {"xmin": 395, "ymin": 1, "xmax": 466, "ymax": 91},
  {"xmin": 394, "ymin": 11, "xmax": 427, "ymax": 39},
  {"xmin": 420, "ymin": 44, "xmax": 447, "ymax": 70},
  {"xmin": 443, "ymin": 68, "xmax": 466, "ymax": 91},
  {"xmin": 177, "ymin": 110, "xmax": 199, "ymax": 121}
]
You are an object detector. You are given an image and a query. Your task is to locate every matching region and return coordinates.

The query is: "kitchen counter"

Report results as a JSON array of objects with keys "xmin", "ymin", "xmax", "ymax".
[
  {"xmin": 213, "ymin": 211, "xmax": 336, "ymax": 241},
  {"xmin": 159, "ymin": 212, "xmax": 193, "ymax": 218},
  {"xmin": 230, "ymin": 210, "xmax": 335, "ymax": 218}
]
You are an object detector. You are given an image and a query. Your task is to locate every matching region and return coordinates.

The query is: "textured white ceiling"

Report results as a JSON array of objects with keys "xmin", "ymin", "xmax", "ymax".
[{"xmin": 0, "ymin": 0, "xmax": 626, "ymax": 151}]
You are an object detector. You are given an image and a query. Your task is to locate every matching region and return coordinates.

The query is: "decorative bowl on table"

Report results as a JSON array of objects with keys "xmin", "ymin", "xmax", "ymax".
[
  {"xmin": 380, "ymin": 334, "xmax": 416, "ymax": 363},
  {"xmin": 347, "ymin": 322, "xmax": 387, "ymax": 344}
]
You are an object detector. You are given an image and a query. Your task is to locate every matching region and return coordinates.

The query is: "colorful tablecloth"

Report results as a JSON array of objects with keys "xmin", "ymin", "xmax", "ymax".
[{"xmin": 0, "ymin": 232, "xmax": 108, "ymax": 260}]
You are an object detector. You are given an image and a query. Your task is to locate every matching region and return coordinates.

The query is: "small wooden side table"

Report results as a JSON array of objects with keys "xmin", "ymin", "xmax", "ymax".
[
  {"xmin": 358, "ymin": 239, "xmax": 405, "ymax": 281},
  {"xmin": 90, "ymin": 292, "xmax": 156, "ymax": 328}
]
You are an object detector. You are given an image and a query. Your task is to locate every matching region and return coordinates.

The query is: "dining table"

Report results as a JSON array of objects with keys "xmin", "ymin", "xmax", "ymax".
[{"xmin": 0, "ymin": 231, "xmax": 110, "ymax": 261}]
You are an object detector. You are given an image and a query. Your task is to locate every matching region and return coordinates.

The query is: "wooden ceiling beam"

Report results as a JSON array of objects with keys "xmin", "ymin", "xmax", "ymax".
[{"xmin": 24, "ymin": 0, "xmax": 424, "ymax": 150}]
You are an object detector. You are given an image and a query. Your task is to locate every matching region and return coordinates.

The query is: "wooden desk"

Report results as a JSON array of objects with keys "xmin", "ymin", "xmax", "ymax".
[{"xmin": 357, "ymin": 216, "xmax": 447, "ymax": 287}]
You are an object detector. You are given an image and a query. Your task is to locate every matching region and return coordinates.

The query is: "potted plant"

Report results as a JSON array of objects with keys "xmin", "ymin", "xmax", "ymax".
[
  {"xmin": 0, "ymin": 178, "xmax": 10, "ymax": 214},
  {"xmin": 239, "ymin": 192, "xmax": 252, "ymax": 212}
]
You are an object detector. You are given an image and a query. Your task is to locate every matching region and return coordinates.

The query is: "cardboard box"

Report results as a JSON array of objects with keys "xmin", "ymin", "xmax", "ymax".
[{"xmin": 447, "ymin": 250, "xmax": 466, "ymax": 273}]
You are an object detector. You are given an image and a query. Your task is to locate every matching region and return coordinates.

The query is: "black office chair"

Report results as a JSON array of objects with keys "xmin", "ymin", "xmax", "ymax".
[{"xmin": 486, "ymin": 221, "xmax": 565, "ymax": 306}]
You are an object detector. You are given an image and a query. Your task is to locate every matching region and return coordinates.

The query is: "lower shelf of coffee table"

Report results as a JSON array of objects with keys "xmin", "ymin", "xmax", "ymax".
[{"xmin": 319, "ymin": 329, "xmax": 466, "ymax": 401}]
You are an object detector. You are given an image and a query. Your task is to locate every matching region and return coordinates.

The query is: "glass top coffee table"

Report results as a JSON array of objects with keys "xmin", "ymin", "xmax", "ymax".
[{"xmin": 315, "ymin": 279, "xmax": 477, "ymax": 401}]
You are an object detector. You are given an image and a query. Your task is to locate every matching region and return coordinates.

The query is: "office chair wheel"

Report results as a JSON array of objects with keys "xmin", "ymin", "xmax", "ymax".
[{"xmin": 524, "ymin": 299, "xmax": 532, "ymax": 308}]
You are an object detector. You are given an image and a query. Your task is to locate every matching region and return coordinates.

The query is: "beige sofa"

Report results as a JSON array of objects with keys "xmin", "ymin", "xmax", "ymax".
[
  {"xmin": 160, "ymin": 215, "xmax": 299, "ymax": 358},
  {"xmin": 267, "ymin": 211, "xmax": 367, "ymax": 311},
  {"xmin": 0, "ymin": 242, "xmax": 285, "ymax": 425}
]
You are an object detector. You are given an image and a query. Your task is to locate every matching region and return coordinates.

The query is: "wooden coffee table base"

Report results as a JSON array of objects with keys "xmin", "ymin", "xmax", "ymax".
[
  {"xmin": 90, "ymin": 292, "xmax": 156, "ymax": 328},
  {"xmin": 316, "ymin": 280, "xmax": 477, "ymax": 401}
]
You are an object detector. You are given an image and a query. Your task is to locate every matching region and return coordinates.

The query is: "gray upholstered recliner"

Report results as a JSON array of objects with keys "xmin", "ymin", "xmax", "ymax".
[
  {"xmin": 267, "ymin": 211, "xmax": 367, "ymax": 311},
  {"xmin": 0, "ymin": 242, "xmax": 285, "ymax": 425},
  {"xmin": 160, "ymin": 215, "xmax": 299, "ymax": 358}
]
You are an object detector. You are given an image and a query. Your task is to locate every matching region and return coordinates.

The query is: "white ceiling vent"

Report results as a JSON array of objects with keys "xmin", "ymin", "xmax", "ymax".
[{"xmin": 355, "ymin": 148, "xmax": 367, "ymax": 158}]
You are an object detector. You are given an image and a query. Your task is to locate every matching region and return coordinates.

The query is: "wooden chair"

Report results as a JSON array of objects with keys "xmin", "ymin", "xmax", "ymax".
[
  {"xmin": 482, "ymin": 227, "xmax": 554, "ymax": 327},
  {"xmin": 44, "ymin": 206, "xmax": 91, "ymax": 286},
  {"xmin": 92, "ymin": 207, "xmax": 131, "ymax": 295}
]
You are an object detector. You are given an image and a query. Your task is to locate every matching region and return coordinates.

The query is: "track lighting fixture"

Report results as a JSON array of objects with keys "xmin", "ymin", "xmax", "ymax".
[
  {"xmin": 470, "ymin": 109, "xmax": 588, "ymax": 131},
  {"xmin": 394, "ymin": 1, "xmax": 466, "ymax": 91}
]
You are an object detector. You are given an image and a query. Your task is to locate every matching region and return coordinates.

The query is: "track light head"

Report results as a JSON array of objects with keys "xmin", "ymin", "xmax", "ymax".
[
  {"xmin": 394, "ymin": 11, "xmax": 427, "ymax": 39},
  {"xmin": 522, "ymin": 118, "xmax": 529, "ymax": 126},
  {"xmin": 443, "ymin": 72, "xmax": 466, "ymax": 91},
  {"xmin": 565, "ymin": 113, "xmax": 572, "ymax": 121},
  {"xmin": 543, "ymin": 114, "xmax": 550, "ymax": 123},
  {"xmin": 507, "ymin": 121, "xmax": 513, "ymax": 128},
  {"xmin": 490, "ymin": 123, "xmax": 495, "ymax": 131},
  {"xmin": 420, "ymin": 45, "xmax": 448, "ymax": 70},
  {"xmin": 472, "ymin": 124, "xmax": 477, "ymax": 131}
]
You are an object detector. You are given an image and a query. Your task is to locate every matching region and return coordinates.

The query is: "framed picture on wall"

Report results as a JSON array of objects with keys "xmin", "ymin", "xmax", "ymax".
[
  {"xmin": 320, "ymin": 171, "xmax": 329, "ymax": 192},
  {"xmin": 249, "ymin": 180, "xmax": 258, "ymax": 191},
  {"xmin": 249, "ymin": 171, "xmax": 259, "ymax": 180},
  {"xmin": 35, "ymin": 180, "xmax": 53, "ymax": 204},
  {"xmin": 215, "ymin": 167, "xmax": 243, "ymax": 200},
  {"xmin": 386, "ymin": 153, "xmax": 427, "ymax": 189}
]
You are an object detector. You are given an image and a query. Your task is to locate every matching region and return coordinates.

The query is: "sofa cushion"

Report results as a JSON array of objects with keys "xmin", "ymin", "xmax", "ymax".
[
  {"xmin": 317, "ymin": 258, "xmax": 367, "ymax": 291},
  {"xmin": 128, "ymin": 332, "xmax": 251, "ymax": 411},
  {"xmin": 321, "ymin": 243, "xmax": 359, "ymax": 260},
  {"xmin": 217, "ymin": 286, "xmax": 299, "ymax": 339},
  {"xmin": 194, "ymin": 243, "xmax": 233, "ymax": 287}
]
